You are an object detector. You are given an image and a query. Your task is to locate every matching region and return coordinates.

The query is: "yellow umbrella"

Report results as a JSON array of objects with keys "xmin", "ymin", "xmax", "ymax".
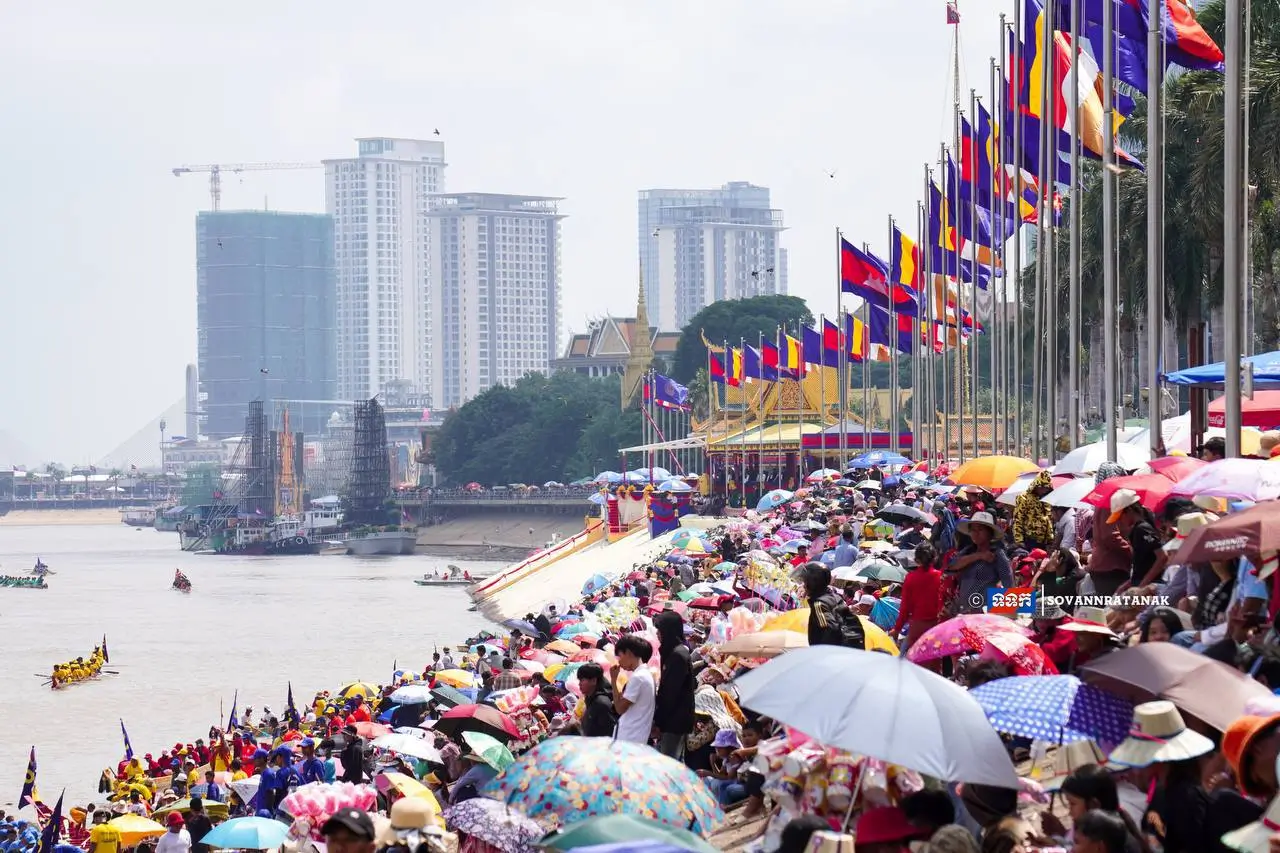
[
  {"xmin": 151, "ymin": 799, "xmax": 229, "ymax": 820},
  {"xmin": 106, "ymin": 814, "xmax": 166, "ymax": 846},
  {"xmin": 433, "ymin": 669, "xmax": 478, "ymax": 689},
  {"xmin": 543, "ymin": 663, "xmax": 566, "ymax": 681},
  {"xmin": 757, "ymin": 612, "xmax": 899, "ymax": 656},
  {"xmin": 948, "ymin": 455, "xmax": 1040, "ymax": 491},
  {"xmin": 683, "ymin": 538, "xmax": 709, "ymax": 555},
  {"xmin": 544, "ymin": 640, "xmax": 580, "ymax": 656},
  {"xmin": 375, "ymin": 773, "xmax": 444, "ymax": 825},
  {"xmin": 337, "ymin": 681, "xmax": 379, "ymax": 700}
]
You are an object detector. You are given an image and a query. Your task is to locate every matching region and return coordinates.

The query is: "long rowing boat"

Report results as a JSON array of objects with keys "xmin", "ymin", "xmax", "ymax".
[{"xmin": 1, "ymin": 575, "xmax": 47, "ymax": 589}]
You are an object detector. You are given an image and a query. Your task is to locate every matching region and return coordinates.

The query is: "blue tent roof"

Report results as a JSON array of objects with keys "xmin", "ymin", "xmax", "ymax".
[{"xmin": 1164, "ymin": 350, "xmax": 1280, "ymax": 387}]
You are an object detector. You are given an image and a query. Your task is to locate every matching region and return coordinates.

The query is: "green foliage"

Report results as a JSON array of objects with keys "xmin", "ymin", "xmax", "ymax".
[
  {"xmin": 670, "ymin": 295, "xmax": 814, "ymax": 383},
  {"xmin": 434, "ymin": 372, "xmax": 642, "ymax": 485}
]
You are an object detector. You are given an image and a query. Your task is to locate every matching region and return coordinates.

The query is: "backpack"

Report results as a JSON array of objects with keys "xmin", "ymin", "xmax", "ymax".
[{"xmin": 814, "ymin": 591, "xmax": 867, "ymax": 650}]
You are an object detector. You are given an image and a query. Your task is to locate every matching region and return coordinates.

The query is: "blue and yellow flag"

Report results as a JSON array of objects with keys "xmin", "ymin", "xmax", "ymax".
[
  {"xmin": 227, "ymin": 690, "xmax": 240, "ymax": 730},
  {"xmin": 120, "ymin": 720, "xmax": 134, "ymax": 760},
  {"xmin": 20, "ymin": 746, "xmax": 38, "ymax": 807}
]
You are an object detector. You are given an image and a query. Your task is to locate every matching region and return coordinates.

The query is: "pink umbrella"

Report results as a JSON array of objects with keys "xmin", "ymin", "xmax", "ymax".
[
  {"xmin": 906, "ymin": 614, "xmax": 1032, "ymax": 664},
  {"xmin": 979, "ymin": 632, "xmax": 1060, "ymax": 676}
]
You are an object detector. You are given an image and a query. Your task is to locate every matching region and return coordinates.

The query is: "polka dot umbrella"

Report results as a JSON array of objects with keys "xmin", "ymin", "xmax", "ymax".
[{"xmin": 968, "ymin": 675, "xmax": 1134, "ymax": 747}]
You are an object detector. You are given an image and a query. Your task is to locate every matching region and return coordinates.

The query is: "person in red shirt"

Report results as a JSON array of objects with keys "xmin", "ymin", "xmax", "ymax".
[
  {"xmin": 1029, "ymin": 600, "xmax": 1077, "ymax": 671},
  {"xmin": 347, "ymin": 695, "xmax": 371, "ymax": 724},
  {"xmin": 893, "ymin": 543, "xmax": 945, "ymax": 654}
]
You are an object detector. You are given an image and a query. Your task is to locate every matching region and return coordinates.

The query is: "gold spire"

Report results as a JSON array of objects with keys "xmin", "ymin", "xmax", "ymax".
[{"xmin": 621, "ymin": 270, "xmax": 656, "ymax": 409}]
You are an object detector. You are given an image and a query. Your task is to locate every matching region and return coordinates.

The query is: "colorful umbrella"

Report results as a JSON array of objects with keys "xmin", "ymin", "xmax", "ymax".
[
  {"xmin": 434, "ymin": 669, "xmax": 479, "ymax": 689},
  {"xmin": 969, "ymin": 675, "xmax": 1133, "ymax": 746},
  {"xmin": 669, "ymin": 529, "xmax": 708, "ymax": 548},
  {"xmin": 978, "ymin": 633, "xmax": 1060, "ymax": 676},
  {"xmin": 538, "ymin": 814, "xmax": 719, "ymax": 852},
  {"xmin": 569, "ymin": 648, "xmax": 611, "ymax": 664},
  {"xmin": 337, "ymin": 681, "xmax": 379, "ymax": 700},
  {"xmin": 375, "ymin": 773, "xmax": 445, "ymax": 819},
  {"xmin": 1146, "ymin": 455, "xmax": 1208, "ymax": 483},
  {"xmin": 390, "ymin": 684, "xmax": 435, "ymax": 705},
  {"xmin": 1170, "ymin": 457, "xmax": 1280, "ymax": 504},
  {"xmin": 462, "ymin": 731, "xmax": 516, "ymax": 771},
  {"xmin": 442, "ymin": 798, "xmax": 542, "ymax": 851},
  {"xmin": 105, "ymin": 815, "xmax": 166, "ymax": 847},
  {"xmin": 906, "ymin": 614, "xmax": 1032, "ymax": 664},
  {"xmin": 373, "ymin": 733, "xmax": 444, "ymax": 763},
  {"xmin": 484, "ymin": 737, "xmax": 723, "ymax": 833},
  {"xmin": 947, "ymin": 456, "xmax": 1040, "ymax": 491},
  {"xmin": 582, "ymin": 574, "xmax": 613, "ymax": 595},
  {"xmin": 805, "ymin": 468, "xmax": 841, "ymax": 482},
  {"xmin": 436, "ymin": 704, "xmax": 520, "ymax": 742},
  {"xmin": 353, "ymin": 721, "xmax": 390, "ymax": 739},
  {"xmin": 756, "ymin": 489, "xmax": 795, "ymax": 511},
  {"xmin": 1081, "ymin": 473, "xmax": 1175, "ymax": 512},
  {"xmin": 644, "ymin": 600, "xmax": 688, "ymax": 617},
  {"xmin": 757, "ymin": 611, "xmax": 898, "ymax": 655},
  {"xmin": 545, "ymin": 639, "xmax": 582, "ymax": 656},
  {"xmin": 200, "ymin": 817, "xmax": 289, "ymax": 850}
]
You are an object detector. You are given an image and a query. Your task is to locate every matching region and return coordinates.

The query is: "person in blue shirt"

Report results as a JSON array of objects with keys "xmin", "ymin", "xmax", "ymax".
[
  {"xmin": 448, "ymin": 752, "xmax": 498, "ymax": 805},
  {"xmin": 249, "ymin": 749, "xmax": 275, "ymax": 813},
  {"xmin": 831, "ymin": 524, "xmax": 860, "ymax": 569},
  {"xmin": 199, "ymin": 770, "xmax": 223, "ymax": 803},
  {"xmin": 296, "ymin": 738, "xmax": 326, "ymax": 784}
]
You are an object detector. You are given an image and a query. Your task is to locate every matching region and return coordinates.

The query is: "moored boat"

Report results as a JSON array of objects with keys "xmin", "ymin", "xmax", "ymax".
[
  {"xmin": 345, "ymin": 529, "xmax": 417, "ymax": 556},
  {"xmin": 414, "ymin": 577, "xmax": 473, "ymax": 587},
  {"xmin": 1, "ymin": 575, "xmax": 48, "ymax": 589},
  {"xmin": 120, "ymin": 506, "xmax": 157, "ymax": 527}
]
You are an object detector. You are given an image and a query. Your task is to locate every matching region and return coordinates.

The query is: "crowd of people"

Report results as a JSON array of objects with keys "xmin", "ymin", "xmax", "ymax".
[{"xmin": 14, "ymin": 441, "xmax": 1280, "ymax": 853}]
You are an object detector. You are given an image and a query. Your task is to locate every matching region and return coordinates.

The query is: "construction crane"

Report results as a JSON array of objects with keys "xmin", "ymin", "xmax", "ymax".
[{"xmin": 171, "ymin": 162, "xmax": 323, "ymax": 211}]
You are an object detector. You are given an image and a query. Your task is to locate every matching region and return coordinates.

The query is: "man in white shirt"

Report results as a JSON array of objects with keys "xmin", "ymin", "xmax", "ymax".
[
  {"xmin": 156, "ymin": 813, "xmax": 191, "ymax": 853},
  {"xmin": 610, "ymin": 634, "xmax": 656, "ymax": 745},
  {"xmin": 1052, "ymin": 506, "xmax": 1078, "ymax": 551}
]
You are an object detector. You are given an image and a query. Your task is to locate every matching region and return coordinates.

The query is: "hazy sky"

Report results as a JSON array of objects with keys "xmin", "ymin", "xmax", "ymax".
[{"xmin": 0, "ymin": 0, "xmax": 1009, "ymax": 464}]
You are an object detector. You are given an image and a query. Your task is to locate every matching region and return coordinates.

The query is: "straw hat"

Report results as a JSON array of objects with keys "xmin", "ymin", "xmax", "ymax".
[
  {"xmin": 1031, "ymin": 595, "xmax": 1067, "ymax": 621},
  {"xmin": 805, "ymin": 830, "xmax": 855, "ymax": 853},
  {"xmin": 957, "ymin": 511, "xmax": 1000, "ymax": 537},
  {"xmin": 1074, "ymin": 606, "xmax": 1109, "ymax": 626},
  {"xmin": 1109, "ymin": 700, "xmax": 1215, "ymax": 767},
  {"xmin": 1221, "ymin": 794, "xmax": 1280, "ymax": 852},
  {"xmin": 1035, "ymin": 740, "xmax": 1113, "ymax": 791},
  {"xmin": 1164, "ymin": 511, "xmax": 1219, "ymax": 553}
]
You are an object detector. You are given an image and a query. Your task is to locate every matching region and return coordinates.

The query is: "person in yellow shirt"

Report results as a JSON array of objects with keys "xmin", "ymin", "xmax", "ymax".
[
  {"xmin": 183, "ymin": 759, "xmax": 199, "ymax": 789},
  {"xmin": 230, "ymin": 757, "xmax": 248, "ymax": 781},
  {"xmin": 88, "ymin": 814, "xmax": 122, "ymax": 853}
]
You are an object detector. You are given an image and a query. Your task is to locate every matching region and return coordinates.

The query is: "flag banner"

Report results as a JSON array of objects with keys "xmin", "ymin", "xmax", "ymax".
[
  {"xmin": 652, "ymin": 374, "xmax": 691, "ymax": 410},
  {"xmin": 891, "ymin": 228, "xmax": 922, "ymax": 289},
  {"xmin": 37, "ymin": 790, "xmax": 62, "ymax": 853},
  {"xmin": 762, "ymin": 341, "xmax": 782, "ymax": 382},
  {"xmin": 841, "ymin": 237, "xmax": 919, "ymax": 315},
  {"xmin": 20, "ymin": 747, "xmax": 37, "ymax": 807},
  {"xmin": 120, "ymin": 720, "xmax": 133, "ymax": 760},
  {"xmin": 1050, "ymin": 0, "xmax": 1222, "ymax": 78},
  {"xmin": 844, "ymin": 313, "xmax": 868, "ymax": 362},
  {"xmin": 802, "ymin": 325, "xmax": 839, "ymax": 368},
  {"xmin": 101, "ymin": 635, "xmax": 109, "ymax": 664},
  {"xmin": 709, "ymin": 351, "xmax": 731, "ymax": 386},
  {"xmin": 779, "ymin": 334, "xmax": 806, "ymax": 378},
  {"xmin": 822, "ymin": 319, "xmax": 844, "ymax": 365},
  {"xmin": 729, "ymin": 348, "xmax": 744, "ymax": 387},
  {"xmin": 869, "ymin": 305, "xmax": 916, "ymax": 354},
  {"xmin": 227, "ymin": 690, "xmax": 239, "ymax": 730}
]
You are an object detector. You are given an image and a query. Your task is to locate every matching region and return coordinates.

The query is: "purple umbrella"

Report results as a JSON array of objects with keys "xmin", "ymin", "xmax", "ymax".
[{"xmin": 969, "ymin": 675, "xmax": 1134, "ymax": 748}]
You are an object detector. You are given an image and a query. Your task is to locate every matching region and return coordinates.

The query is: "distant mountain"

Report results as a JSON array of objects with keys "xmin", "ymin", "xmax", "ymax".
[
  {"xmin": 0, "ymin": 429, "xmax": 41, "ymax": 468},
  {"xmin": 96, "ymin": 397, "xmax": 186, "ymax": 472}
]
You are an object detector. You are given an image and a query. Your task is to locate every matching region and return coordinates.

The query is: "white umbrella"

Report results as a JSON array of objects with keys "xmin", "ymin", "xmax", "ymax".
[
  {"xmin": 1170, "ymin": 458, "xmax": 1280, "ymax": 503},
  {"xmin": 806, "ymin": 468, "xmax": 841, "ymax": 482},
  {"xmin": 228, "ymin": 776, "xmax": 260, "ymax": 805},
  {"xmin": 372, "ymin": 733, "xmax": 443, "ymax": 763},
  {"xmin": 995, "ymin": 471, "xmax": 1043, "ymax": 506},
  {"xmin": 854, "ymin": 479, "xmax": 882, "ymax": 491},
  {"xmin": 832, "ymin": 565, "xmax": 873, "ymax": 583},
  {"xmin": 733, "ymin": 645, "xmax": 1017, "ymax": 787},
  {"xmin": 1043, "ymin": 477, "xmax": 1097, "ymax": 509},
  {"xmin": 390, "ymin": 684, "xmax": 436, "ymax": 705},
  {"xmin": 1052, "ymin": 441, "xmax": 1150, "ymax": 476}
]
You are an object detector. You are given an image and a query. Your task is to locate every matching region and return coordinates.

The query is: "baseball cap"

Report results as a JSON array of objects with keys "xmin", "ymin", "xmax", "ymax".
[
  {"xmin": 321, "ymin": 808, "xmax": 376, "ymax": 841},
  {"xmin": 1106, "ymin": 488, "xmax": 1142, "ymax": 524}
]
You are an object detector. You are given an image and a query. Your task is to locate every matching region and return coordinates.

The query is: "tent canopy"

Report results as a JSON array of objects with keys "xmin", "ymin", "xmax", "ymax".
[{"xmin": 1164, "ymin": 350, "xmax": 1280, "ymax": 387}]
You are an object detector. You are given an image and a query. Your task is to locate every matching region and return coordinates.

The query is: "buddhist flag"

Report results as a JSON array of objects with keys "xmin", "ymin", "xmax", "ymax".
[
  {"xmin": 728, "ymin": 348, "xmax": 744, "ymax": 387},
  {"xmin": 20, "ymin": 746, "xmax": 38, "ymax": 807},
  {"xmin": 891, "ymin": 228, "xmax": 922, "ymax": 290},
  {"xmin": 779, "ymin": 333, "xmax": 805, "ymax": 378}
]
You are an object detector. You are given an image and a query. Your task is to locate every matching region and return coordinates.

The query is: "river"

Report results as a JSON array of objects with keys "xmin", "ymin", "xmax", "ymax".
[{"xmin": 0, "ymin": 524, "xmax": 502, "ymax": 809}]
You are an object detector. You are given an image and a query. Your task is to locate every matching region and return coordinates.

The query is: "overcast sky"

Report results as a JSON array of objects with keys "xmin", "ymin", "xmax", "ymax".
[{"xmin": 0, "ymin": 0, "xmax": 1010, "ymax": 464}]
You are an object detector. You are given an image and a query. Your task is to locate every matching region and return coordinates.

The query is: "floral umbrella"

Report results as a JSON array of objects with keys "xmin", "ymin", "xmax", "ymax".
[
  {"xmin": 978, "ymin": 632, "xmax": 1059, "ymax": 676},
  {"xmin": 483, "ymin": 737, "xmax": 723, "ymax": 834},
  {"xmin": 906, "ymin": 614, "xmax": 1032, "ymax": 664},
  {"xmin": 443, "ymin": 797, "xmax": 543, "ymax": 853}
]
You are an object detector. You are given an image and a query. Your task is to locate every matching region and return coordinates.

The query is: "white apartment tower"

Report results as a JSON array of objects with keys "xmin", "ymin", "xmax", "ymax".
[
  {"xmin": 325, "ymin": 137, "xmax": 446, "ymax": 402},
  {"xmin": 427, "ymin": 194, "xmax": 564, "ymax": 408},
  {"xmin": 638, "ymin": 182, "xmax": 787, "ymax": 332}
]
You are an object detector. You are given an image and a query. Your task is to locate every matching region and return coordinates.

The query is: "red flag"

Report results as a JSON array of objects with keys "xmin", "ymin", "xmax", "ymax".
[
  {"xmin": 822, "ymin": 319, "xmax": 842, "ymax": 358},
  {"xmin": 946, "ymin": 1, "xmax": 960, "ymax": 24}
]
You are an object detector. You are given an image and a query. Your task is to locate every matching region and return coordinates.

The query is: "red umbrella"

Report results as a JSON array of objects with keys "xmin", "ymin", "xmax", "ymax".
[
  {"xmin": 569, "ymin": 648, "xmax": 610, "ymax": 664},
  {"xmin": 519, "ymin": 648, "xmax": 564, "ymax": 664},
  {"xmin": 626, "ymin": 571, "xmax": 647, "ymax": 581},
  {"xmin": 435, "ymin": 704, "xmax": 520, "ymax": 742},
  {"xmin": 353, "ymin": 721, "xmax": 390, "ymax": 739},
  {"xmin": 645, "ymin": 600, "xmax": 688, "ymax": 617},
  {"xmin": 572, "ymin": 635, "xmax": 600, "ymax": 647},
  {"xmin": 687, "ymin": 596, "xmax": 725, "ymax": 610},
  {"xmin": 1147, "ymin": 455, "xmax": 1208, "ymax": 483},
  {"xmin": 1208, "ymin": 390, "xmax": 1280, "ymax": 428},
  {"xmin": 980, "ymin": 632, "xmax": 1060, "ymax": 676},
  {"xmin": 1082, "ymin": 473, "xmax": 1175, "ymax": 512}
]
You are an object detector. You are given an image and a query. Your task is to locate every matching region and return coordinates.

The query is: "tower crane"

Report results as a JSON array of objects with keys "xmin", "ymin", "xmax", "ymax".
[{"xmin": 171, "ymin": 162, "xmax": 323, "ymax": 211}]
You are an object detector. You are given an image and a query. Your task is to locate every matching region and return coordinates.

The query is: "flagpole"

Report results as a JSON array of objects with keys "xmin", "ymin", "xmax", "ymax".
[
  {"xmin": 968, "ymin": 89, "xmax": 981, "ymax": 456},
  {"xmin": 938, "ymin": 145, "xmax": 951, "ymax": 464},
  {"xmin": 818, "ymin": 314, "xmax": 827, "ymax": 471},
  {"xmin": 1224, "ymin": 0, "xmax": 1244, "ymax": 456},
  {"xmin": 889, "ymin": 215, "xmax": 901, "ymax": 454},
  {"xmin": 757, "ymin": 329, "xmax": 766, "ymax": 500},
  {"xmin": 1147, "ymin": 0, "xmax": 1165, "ymax": 455},
  {"xmin": 836, "ymin": 228, "xmax": 848, "ymax": 468},
  {"xmin": 1102, "ymin": 0, "xmax": 1119, "ymax": 459},
  {"xmin": 951, "ymin": 8, "xmax": 965, "ymax": 466},
  {"xmin": 919, "ymin": 199, "xmax": 935, "ymax": 461},
  {"xmin": 988, "ymin": 59, "xmax": 1002, "ymax": 456},
  {"xmin": 1067, "ymin": 0, "xmax": 1082, "ymax": 454},
  {"xmin": 1010, "ymin": 11, "xmax": 1024, "ymax": 457}
]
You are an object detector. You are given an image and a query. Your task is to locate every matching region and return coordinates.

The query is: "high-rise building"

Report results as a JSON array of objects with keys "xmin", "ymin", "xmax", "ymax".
[
  {"xmin": 324, "ymin": 137, "xmax": 446, "ymax": 402},
  {"xmin": 427, "ymin": 193, "xmax": 564, "ymax": 407},
  {"xmin": 637, "ymin": 182, "xmax": 787, "ymax": 332},
  {"xmin": 196, "ymin": 211, "xmax": 337, "ymax": 439}
]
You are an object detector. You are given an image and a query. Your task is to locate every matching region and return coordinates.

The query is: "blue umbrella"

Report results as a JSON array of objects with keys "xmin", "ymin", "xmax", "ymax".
[
  {"xmin": 968, "ymin": 675, "xmax": 1134, "ymax": 746},
  {"xmin": 581, "ymin": 574, "xmax": 612, "ymax": 595},
  {"xmin": 756, "ymin": 489, "xmax": 794, "ymax": 511},
  {"xmin": 200, "ymin": 816, "xmax": 289, "ymax": 850},
  {"xmin": 390, "ymin": 684, "xmax": 436, "ymax": 705},
  {"xmin": 848, "ymin": 451, "xmax": 911, "ymax": 468},
  {"xmin": 594, "ymin": 471, "xmax": 624, "ymax": 484},
  {"xmin": 504, "ymin": 618, "xmax": 540, "ymax": 635},
  {"xmin": 587, "ymin": 492, "xmax": 607, "ymax": 505},
  {"xmin": 655, "ymin": 479, "xmax": 692, "ymax": 493}
]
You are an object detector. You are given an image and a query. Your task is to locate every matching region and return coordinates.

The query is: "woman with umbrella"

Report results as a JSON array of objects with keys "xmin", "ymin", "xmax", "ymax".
[{"xmin": 944, "ymin": 512, "xmax": 1012, "ymax": 616}]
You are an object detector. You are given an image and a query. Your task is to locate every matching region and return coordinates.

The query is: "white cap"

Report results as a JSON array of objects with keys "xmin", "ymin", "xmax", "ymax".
[
  {"xmin": 858, "ymin": 594, "xmax": 877, "ymax": 607},
  {"xmin": 1106, "ymin": 488, "xmax": 1141, "ymax": 524}
]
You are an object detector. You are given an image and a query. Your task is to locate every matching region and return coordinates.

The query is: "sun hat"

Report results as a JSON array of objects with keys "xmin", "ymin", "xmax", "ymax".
[
  {"xmin": 374, "ymin": 797, "xmax": 442, "ymax": 846},
  {"xmin": 1036, "ymin": 740, "xmax": 1115, "ymax": 791},
  {"xmin": 1106, "ymin": 488, "xmax": 1142, "ymax": 524},
  {"xmin": 1056, "ymin": 619, "xmax": 1120, "ymax": 639},
  {"xmin": 1074, "ymin": 606, "xmax": 1109, "ymax": 626},
  {"xmin": 1163, "ymin": 511, "xmax": 1220, "ymax": 553},
  {"xmin": 957, "ymin": 511, "xmax": 1000, "ymax": 537},
  {"xmin": 803, "ymin": 830, "xmax": 856, "ymax": 852},
  {"xmin": 1032, "ymin": 595, "xmax": 1067, "ymax": 621},
  {"xmin": 1221, "ymin": 792, "xmax": 1280, "ymax": 852},
  {"xmin": 853, "ymin": 806, "xmax": 925, "ymax": 845},
  {"xmin": 1109, "ymin": 700, "xmax": 1215, "ymax": 767},
  {"xmin": 712, "ymin": 729, "xmax": 742, "ymax": 749},
  {"xmin": 1223, "ymin": 714, "xmax": 1280, "ymax": 797}
]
